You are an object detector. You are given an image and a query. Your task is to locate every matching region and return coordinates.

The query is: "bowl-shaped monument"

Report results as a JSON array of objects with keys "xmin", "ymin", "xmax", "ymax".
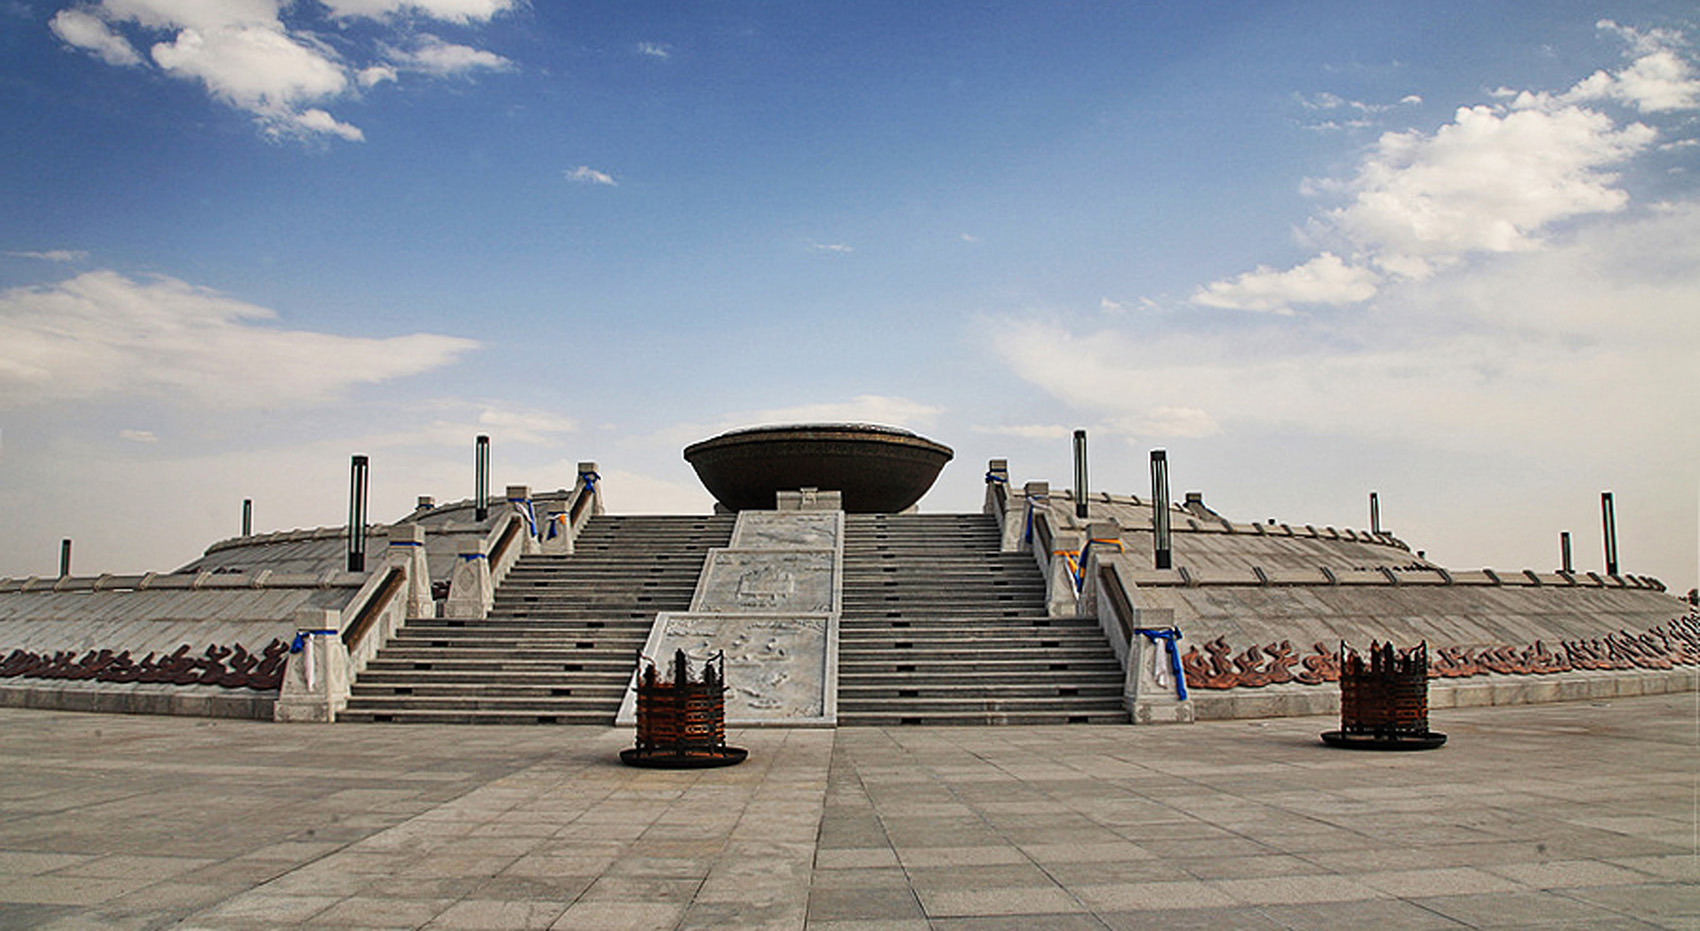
[{"xmin": 684, "ymin": 424, "xmax": 954, "ymax": 513}]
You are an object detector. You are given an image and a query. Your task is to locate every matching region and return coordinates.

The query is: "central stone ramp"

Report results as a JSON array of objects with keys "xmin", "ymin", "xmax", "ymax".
[
  {"xmin": 341, "ymin": 515, "xmax": 735, "ymax": 724},
  {"xmin": 839, "ymin": 513, "xmax": 1129, "ymax": 724}
]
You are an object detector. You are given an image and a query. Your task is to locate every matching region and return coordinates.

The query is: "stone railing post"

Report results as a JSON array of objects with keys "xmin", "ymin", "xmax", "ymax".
[
  {"xmin": 1017, "ymin": 481, "xmax": 1049, "ymax": 553},
  {"xmin": 1124, "ymin": 606, "xmax": 1194, "ymax": 724},
  {"xmin": 1045, "ymin": 527, "xmax": 1083, "ymax": 618},
  {"xmin": 577, "ymin": 462, "xmax": 604, "ymax": 518},
  {"xmin": 1083, "ymin": 553, "xmax": 1193, "ymax": 725},
  {"xmin": 541, "ymin": 498, "xmax": 576, "ymax": 555},
  {"xmin": 984, "ymin": 458, "xmax": 1010, "ymax": 522},
  {"xmin": 445, "ymin": 540, "xmax": 492, "ymax": 619},
  {"xmin": 390, "ymin": 522, "xmax": 433, "ymax": 619},
  {"xmin": 505, "ymin": 484, "xmax": 541, "ymax": 556},
  {"xmin": 274, "ymin": 608, "xmax": 349, "ymax": 722}
]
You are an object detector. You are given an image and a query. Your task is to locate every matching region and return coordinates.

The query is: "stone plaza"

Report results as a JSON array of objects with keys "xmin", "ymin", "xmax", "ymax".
[{"xmin": 0, "ymin": 693, "xmax": 1695, "ymax": 930}]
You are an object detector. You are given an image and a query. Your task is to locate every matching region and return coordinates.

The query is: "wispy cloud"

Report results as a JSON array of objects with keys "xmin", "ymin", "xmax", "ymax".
[
  {"xmin": 48, "ymin": 7, "xmax": 139, "ymax": 66},
  {"xmin": 48, "ymin": 0, "xmax": 515, "ymax": 142},
  {"xmin": 565, "ymin": 165, "xmax": 617, "ymax": 186},
  {"xmin": 0, "ymin": 270, "xmax": 478, "ymax": 409},
  {"xmin": 321, "ymin": 0, "xmax": 518, "ymax": 23},
  {"xmin": 809, "ymin": 241, "xmax": 853, "ymax": 254},
  {"xmin": 387, "ymin": 33, "xmax": 513, "ymax": 77},
  {"xmin": 118, "ymin": 429, "xmax": 158, "ymax": 443},
  {"xmin": 637, "ymin": 41, "xmax": 671, "ymax": 60},
  {"xmin": 7, "ymin": 249, "xmax": 89, "ymax": 263},
  {"xmin": 1192, "ymin": 252, "xmax": 1380, "ymax": 313}
]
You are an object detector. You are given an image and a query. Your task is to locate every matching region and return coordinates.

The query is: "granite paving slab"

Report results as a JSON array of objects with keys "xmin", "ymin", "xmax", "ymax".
[{"xmin": 0, "ymin": 693, "xmax": 1692, "ymax": 929}]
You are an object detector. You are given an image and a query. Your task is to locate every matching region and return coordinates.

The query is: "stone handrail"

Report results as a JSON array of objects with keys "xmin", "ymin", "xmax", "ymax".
[
  {"xmin": 1081, "ymin": 549, "xmax": 1195, "ymax": 723},
  {"xmin": 541, "ymin": 465, "xmax": 602, "ymax": 555},
  {"xmin": 276, "ymin": 523, "xmax": 430, "ymax": 722}
]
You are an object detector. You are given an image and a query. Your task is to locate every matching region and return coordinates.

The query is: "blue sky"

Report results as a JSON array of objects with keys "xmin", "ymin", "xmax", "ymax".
[{"xmin": 2, "ymin": 1, "xmax": 1697, "ymax": 593}]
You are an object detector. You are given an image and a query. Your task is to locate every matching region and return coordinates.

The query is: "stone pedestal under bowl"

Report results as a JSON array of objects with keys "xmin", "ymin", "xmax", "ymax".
[{"xmin": 684, "ymin": 424, "xmax": 953, "ymax": 514}]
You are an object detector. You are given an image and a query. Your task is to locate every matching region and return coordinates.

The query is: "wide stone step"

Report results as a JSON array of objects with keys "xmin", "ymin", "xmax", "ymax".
[
  {"xmin": 842, "ymin": 667, "xmax": 1122, "ymax": 684},
  {"xmin": 837, "ymin": 707, "xmax": 1130, "ymax": 726},
  {"xmin": 354, "ymin": 670, "xmax": 630, "ymax": 688},
  {"xmin": 338, "ymin": 709, "xmax": 616, "ymax": 725},
  {"xmin": 839, "ymin": 682, "xmax": 1122, "ymax": 699},
  {"xmin": 364, "ymin": 658, "xmax": 633, "ymax": 673},
  {"xmin": 374, "ymin": 643, "xmax": 642, "ymax": 658},
  {"xmin": 392, "ymin": 625, "xmax": 653, "ymax": 638},
  {"xmin": 342, "ymin": 695, "xmax": 631, "ymax": 713},
  {"xmin": 840, "ymin": 630, "xmax": 1104, "ymax": 641},
  {"xmin": 403, "ymin": 619, "xmax": 653, "ymax": 631},
  {"xmin": 382, "ymin": 635, "xmax": 646, "ymax": 652},
  {"xmin": 839, "ymin": 657, "xmax": 1121, "ymax": 673},
  {"xmin": 349, "ymin": 683, "xmax": 628, "ymax": 700}
]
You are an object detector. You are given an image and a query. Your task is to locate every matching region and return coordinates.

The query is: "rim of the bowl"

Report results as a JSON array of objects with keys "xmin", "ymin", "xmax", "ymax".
[{"xmin": 684, "ymin": 423, "xmax": 953, "ymax": 459}]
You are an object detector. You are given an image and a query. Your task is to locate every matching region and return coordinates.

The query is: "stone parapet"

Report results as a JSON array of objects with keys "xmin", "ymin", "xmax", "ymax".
[{"xmin": 1191, "ymin": 666, "xmax": 1699, "ymax": 720}]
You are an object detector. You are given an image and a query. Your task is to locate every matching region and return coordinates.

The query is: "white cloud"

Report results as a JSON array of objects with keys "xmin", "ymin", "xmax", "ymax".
[
  {"xmin": 637, "ymin": 41, "xmax": 671, "ymax": 60},
  {"xmin": 7, "ymin": 249, "xmax": 89, "ymax": 263},
  {"xmin": 565, "ymin": 165, "xmax": 617, "ymax": 186},
  {"xmin": 0, "ymin": 270, "xmax": 478, "ymax": 409},
  {"xmin": 1191, "ymin": 252, "xmax": 1380, "ymax": 313},
  {"xmin": 810, "ymin": 241, "xmax": 854, "ymax": 253},
  {"xmin": 1199, "ymin": 30, "xmax": 1697, "ymax": 303},
  {"xmin": 49, "ymin": 7, "xmax": 141, "ymax": 65},
  {"xmin": 118, "ymin": 429, "xmax": 158, "ymax": 443},
  {"xmin": 48, "ymin": 0, "xmax": 517, "ymax": 142},
  {"xmin": 54, "ymin": 1, "xmax": 357, "ymax": 140},
  {"xmin": 388, "ymin": 33, "xmax": 512, "ymax": 76},
  {"xmin": 357, "ymin": 64, "xmax": 397, "ymax": 87},
  {"xmin": 289, "ymin": 107, "xmax": 364, "ymax": 141},
  {"xmin": 1329, "ymin": 105, "xmax": 1654, "ymax": 277},
  {"xmin": 1558, "ymin": 21, "xmax": 1700, "ymax": 113},
  {"xmin": 320, "ymin": 0, "xmax": 516, "ymax": 23},
  {"xmin": 148, "ymin": 22, "xmax": 349, "ymax": 111}
]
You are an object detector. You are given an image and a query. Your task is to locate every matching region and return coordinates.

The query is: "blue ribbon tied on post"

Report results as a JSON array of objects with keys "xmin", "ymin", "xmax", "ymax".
[
  {"xmin": 1133, "ymin": 628, "xmax": 1189, "ymax": 701},
  {"xmin": 289, "ymin": 629, "xmax": 339, "ymax": 653},
  {"xmin": 508, "ymin": 497, "xmax": 538, "ymax": 538}
]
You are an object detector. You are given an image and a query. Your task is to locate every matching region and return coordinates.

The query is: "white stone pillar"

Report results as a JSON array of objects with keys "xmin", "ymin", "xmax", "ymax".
[
  {"xmin": 505, "ymin": 484, "xmax": 540, "ymax": 555},
  {"xmin": 445, "ymin": 540, "xmax": 492, "ymax": 619},
  {"xmin": 387, "ymin": 522, "xmax": 433, "ymax": 619},
  {"xmin": 274, "ymin": 608, "xmax": 350, "ymax": 722},
  {"xmin": 1125, "ymin": 607, "xmax": 1195, "ymax": 724}
]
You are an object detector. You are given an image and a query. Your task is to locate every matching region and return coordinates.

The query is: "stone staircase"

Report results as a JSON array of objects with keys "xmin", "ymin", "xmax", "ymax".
[
  {"xmin": 340, "ymin": 515, "xmax": 734, "ymax": 724},
  {"xmin": 838, "ymin": 513, "xmax": 1129, "ymax": 724}
]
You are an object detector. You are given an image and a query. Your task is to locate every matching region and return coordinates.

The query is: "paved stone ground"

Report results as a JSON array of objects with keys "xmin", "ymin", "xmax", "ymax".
[{"xmin": 0, "ymin": 693, "xmax": 1694, "ymax": 930}]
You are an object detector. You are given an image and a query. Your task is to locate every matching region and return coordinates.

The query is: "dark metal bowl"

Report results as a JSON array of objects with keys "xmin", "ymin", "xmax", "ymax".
[{"xmin": 684, "ymin": 424, "xmax": 954, "ymax": 513}]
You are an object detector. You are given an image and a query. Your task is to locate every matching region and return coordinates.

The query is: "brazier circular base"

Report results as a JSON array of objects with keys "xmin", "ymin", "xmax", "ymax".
[
  {"xmin": 620, "ymin": 747, "xmax": 748, "ymax": 769},
  {"xmin": 1320, "ymin": 730, "xmax": 1447, "ymax": 751}
]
